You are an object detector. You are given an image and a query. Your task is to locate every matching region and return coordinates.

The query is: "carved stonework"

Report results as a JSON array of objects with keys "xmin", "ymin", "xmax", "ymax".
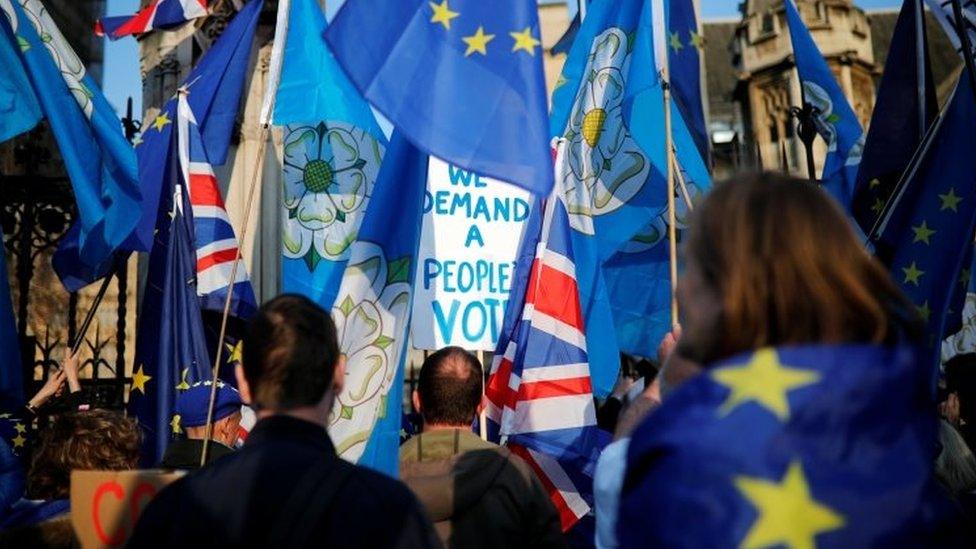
[{"xmin": 733, "ymin": 0, "xmax": 876, "ymax": 176}]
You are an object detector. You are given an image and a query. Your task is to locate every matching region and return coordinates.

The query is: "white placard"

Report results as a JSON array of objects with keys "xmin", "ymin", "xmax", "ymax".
[{"xmin": 411, "ymin": 157, "xmax": 533, "ymax": 350}]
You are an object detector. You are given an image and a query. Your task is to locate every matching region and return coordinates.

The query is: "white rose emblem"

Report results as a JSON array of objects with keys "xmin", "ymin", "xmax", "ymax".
[
  {"xmin": 329, "ymin": 242, "xmax": 412, "ymax": 462},
  {"xmin": 282, "ymin": 122, "xmax": 384, "ymax": 270},
  {"xmin": 558, "ymin": 27, "xmax": 651, "ymax": 235}
]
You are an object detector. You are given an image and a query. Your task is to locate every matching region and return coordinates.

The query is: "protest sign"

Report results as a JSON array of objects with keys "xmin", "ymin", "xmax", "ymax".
[
  {"xmin": 71, "ymin": 469, "xmax": 183, "ymax": 548},
  {"xmin": 411, "ymin": 157, "xmax": 532, "ymax": 350}
]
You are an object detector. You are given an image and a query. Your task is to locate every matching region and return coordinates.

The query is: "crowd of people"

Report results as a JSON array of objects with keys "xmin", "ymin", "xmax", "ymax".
[{"xmin": 0, "ymin": 173, "xmax": 973, "ymax": 547}]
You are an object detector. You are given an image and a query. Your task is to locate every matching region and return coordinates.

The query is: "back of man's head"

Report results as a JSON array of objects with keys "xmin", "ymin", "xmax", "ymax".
[
  {"xmin": 242, "ymin": 294, "xmax": 340, "ymax": 411},
  {"xmin": 416, "ymin": 347, "xmax": 483, "ymax": 427}
]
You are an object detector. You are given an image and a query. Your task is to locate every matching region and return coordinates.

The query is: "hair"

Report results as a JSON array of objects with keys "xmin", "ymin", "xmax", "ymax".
[
  {"xmin": 681, "ymin": 173, "xmax": 918, "ymax": 365},
  {"xmin": 944, "ymin": 354, "xmax": 976, "ymax": 422},
  {"xmin": 242, "ymin": 294, "xmax": 340, "ymax": 410},
  {"xmin": 417, "ymin": 347, "xmax": 483, "ymax": 426},
  {"xmin": 27, "ymin": 410, "xmax": 141, "ymax": 500}
]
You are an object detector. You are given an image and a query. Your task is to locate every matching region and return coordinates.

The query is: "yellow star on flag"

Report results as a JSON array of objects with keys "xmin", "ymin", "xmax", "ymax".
[
  {"xmin": 868, "ymin": 178, "xmax": 881, "ymax": 189},
  {"xmin": 961, "ymin": 268, "xmax": 972, "ymax": 287},
  {"xmin": 510, "ymin": 27, "xmax": 540, "ymax": 55},
  {"xmin": 463, "ymin": 26, "xmax": 495, "ymax": 56},
  {"xmin": 225, "ymin": 340, "xmax": 244, "ymax": 364},
  {"xmin": 131, "ymin": 365, "xmax": 152, "ymax": 395},
  {"xmin": 711, "ymin": 348, "xmax": 821, "ymax": 421},
  {"xmin": 175, "ymin": 368, "xmax": 190, "ymax": 391},
  {"xmin": 669, "ymin": 31, "xmax": 683, "ymax": 52},
  {"xmin": 689, "ymin": 31, "xmax": 705, "ymax": 49},
  {"xmin": 171, "ymin": 414, "xmax": 182, "ymax": 434},
  {"xmin": 428, "ymin": 0, "xmax": 459, "ymax": 30},
  {"xmin": 939, "ymin": 187, "xmax": 962, "ymax": 212},
  {"xmin": 911, "ymin": 220, "xmax": 935, "ymax": 245},
  {"xmin": 870, "ymin": 197, "xmax": 884, "ymax": 214},
  {"xmin": 151, "ymin": 112, "xmax": 171, "ymax": 132},
  {"xmin": 734, "ymin": 461, "xmax": 845, "ymax": 549},
  {"xmin": 13, "ymin": 422, "xmax": 25, "ymax": 434},
  {"xmin": 902, "ymin": 261, "xmax": 924, "ymax": 286},
  {"xmin": 918, "ymin": 300, "xmax": 931, "ymax": 323},
  {"xmin": 11, "ymin": 433, "xmax": 25, "ymax": 448}
]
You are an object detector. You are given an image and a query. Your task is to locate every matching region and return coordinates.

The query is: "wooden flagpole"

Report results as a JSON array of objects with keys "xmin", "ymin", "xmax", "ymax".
[
  {"xmin": 199, "ymin": 122, "xmax": 271, "ymax": 466},
  {"xmin": 478, "ymin": 350, "xmax": 487, "ymax": 441},
  {"xmin": 663, "ymin": 86, "xmax": 679, "ymax": 328}
]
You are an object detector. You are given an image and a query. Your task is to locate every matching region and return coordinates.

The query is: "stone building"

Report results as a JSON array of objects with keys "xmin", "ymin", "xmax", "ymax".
[{"xmin": 703, "ymin": 0, "xmax": 961, "ymax": 178}]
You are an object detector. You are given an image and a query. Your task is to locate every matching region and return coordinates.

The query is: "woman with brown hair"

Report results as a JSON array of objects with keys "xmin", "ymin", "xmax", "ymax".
[
  {"xmin": 0, "ymin": 410, "xmax": 141, "ymax": 545},
  {"xmin": 618, "ymin": 174, "xmax": 966, "ymax": 547}
]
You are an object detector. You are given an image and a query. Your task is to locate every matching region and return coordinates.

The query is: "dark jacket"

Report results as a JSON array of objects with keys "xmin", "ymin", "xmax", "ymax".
[
  {"xmin": 399, "ymin": 429, "xmax": 565, "ymax": 549},
  {"xmin": 128, "ymin": 415, "xmax": 440, "ymax": 548},
  {"xmin": 158, "ymin": 438, "xmax": 235, "ymax": 470}
]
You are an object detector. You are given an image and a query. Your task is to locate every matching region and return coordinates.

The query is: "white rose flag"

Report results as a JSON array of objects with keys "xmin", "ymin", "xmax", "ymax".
[
  {"xmin": 328, "ymin": 133, "xmax": 428, "ymax": 476},
  {"xmin": 263, "ymin": 0, "xmax": 387, "ymax": 312}
]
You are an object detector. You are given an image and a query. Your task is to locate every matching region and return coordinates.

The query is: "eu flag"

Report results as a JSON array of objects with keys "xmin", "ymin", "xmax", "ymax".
[
  {"xmin": 873, "ymin": 75, "xmax": 976, "ymax": 377},
  {"xmin": 784, "ymin": 0, "xmax": 863, "ymax": 209},
  {"xmin": 130, "ymin": 143, "xmax": 212, "ymax": 465},
  {"xmin": 324, "ymin": 0, "xmax": 552, "ymax": 196},
  {"xmin": 668, "ymin": 0, "xmax": 709, "ymax": 162},
  {"xmin": 851, "ymin": 0, "xmax": 936, "ymax": 234},
  {"xmin": 53, "ymin": 0, "xmax": 261, "ymax": 291},
  {"xmin": 621, "ymin": 345, "xmax": 963, "ymax": 547}
]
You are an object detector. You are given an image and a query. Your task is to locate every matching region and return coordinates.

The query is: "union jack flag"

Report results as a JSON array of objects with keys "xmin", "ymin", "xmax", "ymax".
[
  {"xmin": 176, "ymin": 91, "xmax": 256, "ymax": 318},
  {"xmin": 486, "ymin": 191, "xmax": 609, "ymax": 531},
  {"xmin": 95, "ymin": 0, "xmax": 208, "ymax": 40}
]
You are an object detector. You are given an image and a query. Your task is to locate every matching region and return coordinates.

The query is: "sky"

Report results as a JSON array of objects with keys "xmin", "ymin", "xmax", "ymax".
[{"xmin": 101, "ymin": 0, "xmax": 904, "ymax": 119}]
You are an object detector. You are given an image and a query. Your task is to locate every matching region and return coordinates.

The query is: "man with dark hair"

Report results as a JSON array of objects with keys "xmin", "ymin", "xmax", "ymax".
[
  {"xmin": 130, "ymin": 295, "xmax": 440, "ymax": 547},
  {"xmin": 401, "ymin": 346, "xmax": 565, "ymax": 548}
]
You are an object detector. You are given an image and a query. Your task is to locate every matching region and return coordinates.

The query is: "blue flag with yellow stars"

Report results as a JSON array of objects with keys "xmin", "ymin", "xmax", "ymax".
[
  {"xmin": 668, "ymin": 0, "xmax": 709, "ymax": 162},
  {"xmin": 324, "ymin": 0, "xmax": 552, "ymax": 196},
  {"xmin": 620, "ymin": 345, "xmax": 964, "ymax": 547},
  {"xmin": 784, "ymin": 0, "xmax": 864, "ymax": 209},
  {"xmin": 850, "ymin": 0, "xmax": 936, "ymax": 235},
  {"xmin": 130, "ymin": 140, "xmax": 214, "ymax": 466},
  {"xmin": 52, "ymin": 0, "xmax": 261, "ymax": 291},
  {"xmin": 873, "ymin": 75, "xmax": 976, "ymax": 378}
]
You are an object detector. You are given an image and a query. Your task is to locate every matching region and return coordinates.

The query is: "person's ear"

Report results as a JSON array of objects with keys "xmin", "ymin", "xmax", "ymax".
[
  {"xmin": 476, "ymin": 394, "xmax": 487, "ymax": 415},
  {"xmin": 332, "ymin": 354, "xmax": 346, "ymax": 395},
  {"xmin": 235, "ymin": 364, "xmax": 252, "ymax": 405},
  {"xmin": 412, "ymin": 389, "xmax": 421, "ymax": 414}
]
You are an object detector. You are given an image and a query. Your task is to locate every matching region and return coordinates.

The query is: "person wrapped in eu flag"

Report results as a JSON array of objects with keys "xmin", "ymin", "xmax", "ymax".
[{"xmin": 619, "ymin": 174, "xmax": 966, "ymax": 547}]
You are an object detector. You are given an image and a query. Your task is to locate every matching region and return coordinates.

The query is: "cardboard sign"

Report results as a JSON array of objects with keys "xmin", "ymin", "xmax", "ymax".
[
  {"xmin": 71, "ymin": 469, "xmax": 184, "ymax": 549},
  {"xmin": 411, "ymin": 157, "xmax": 533, "ymax": 350}
]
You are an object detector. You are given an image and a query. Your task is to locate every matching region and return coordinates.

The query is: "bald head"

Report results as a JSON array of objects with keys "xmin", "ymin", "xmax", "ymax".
[{"xmin": 416, "ymin": 347, "xmax": 483, "ymax": 427}]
